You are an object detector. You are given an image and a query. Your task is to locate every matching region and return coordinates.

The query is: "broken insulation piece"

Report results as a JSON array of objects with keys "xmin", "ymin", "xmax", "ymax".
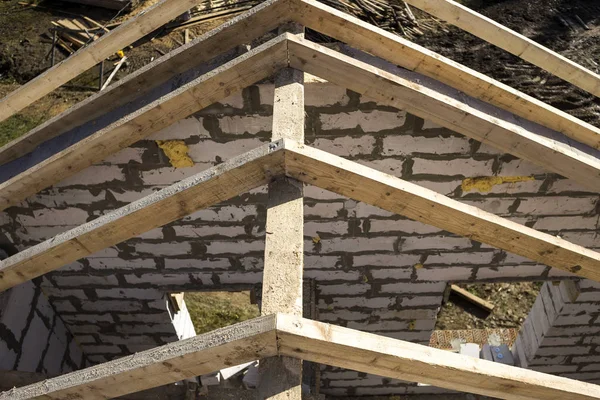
[{"xmin": 156, "ymin": 140, "xmax": 194, "ymax": 168}]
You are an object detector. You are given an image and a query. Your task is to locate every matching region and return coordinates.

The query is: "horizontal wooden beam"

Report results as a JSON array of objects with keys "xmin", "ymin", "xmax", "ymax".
[
  {"xmin": 403, "ymin": 0, "xmax": 600, "ymax": 99},
  {"xmin": 0, "ymin": 0, "xmax": 292, "ymax": 167},
  {"xmin": 292, "ymin": 0, "xmax": 600, "ymax": 150},
  {"xmin": 0, "ymin": 34, "xmax": 288, "ymax": 212},
  {"xmin": 0, "ymin": 0, "xmax": 199, "ymax": 125},
  {"xmin": 287, "ymin": 36, "xmax": 600, "ymax": 191},
  {"xmin": 277, "ymin": 314, "xmax": 600, "ymax": 400},
  {"xmin": 283, "ymin": 140, "xmax": 600, "ymax": 281},
  {"xmin": 0, "ymin": 141, "xmax": 284, "ymax": 292},
  {"xmin": 0, "ymin": 315, "xmax": 278, "ymax": 400}
]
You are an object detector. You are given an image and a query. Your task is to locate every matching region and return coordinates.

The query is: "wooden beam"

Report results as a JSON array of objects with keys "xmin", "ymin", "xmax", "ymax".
[
  {"xmin": 0, "ymin": 315, "xmax": 278, "ymax": 400},
  {"xmin": 0, "ymin": 0, "xmax": 199, "ymax": 125},
  {"xmin": 276, "ymin": 314, "xmax": 600, "ymax": 400},
  {"xmin": 0, "ymin": 141, "xmax": 285, "ymax": 292},
  {"xmin": 0, "ymin": 0, "xmax": 292, "ymax": 167},
  {"xmin": 0, "ymin": 34, "xmax": 288, "ymax": 212},
  {"xmin": 450, "ymin": 284, "xmax": 494, "ymax": 313},
  {"xmin": 258, "ymin": 22, "xmax": 305, "ymax": 397},
  {"xmin": 282, "ymin": 140, "xmax": 600, "ymax": 282},
  {"xmin": 292, "ymin": 0, "xmax": 600, "ymax": 150},
  {"xmin": 403, "ymin": 0, "xmax": 600, "ymax": 99},
  {"xmin": 286, "ymin": 36, "xmax": 600, "ymax": 191}
]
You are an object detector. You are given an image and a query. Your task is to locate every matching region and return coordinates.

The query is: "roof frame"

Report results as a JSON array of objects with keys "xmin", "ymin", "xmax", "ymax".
[
  {"xmin": 2, "ymin": 139, "xmax": 599, "ymax": 293},
  {"xmin": 3, "ymin": 314, "xmax": 600, "ymax": 400}
]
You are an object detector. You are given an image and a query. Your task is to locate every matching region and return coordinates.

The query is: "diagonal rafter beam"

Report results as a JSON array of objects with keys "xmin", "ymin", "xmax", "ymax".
[
  {"xmin": 0, "ymin": 315, "xmax": 278, "ymax": 400},
  {"xmin": 0, "ymin": 0, "xmax": 293, "ymax": 167},
  {"xmin": 283, "ymin": 140, "xmax": 600, "ymax": 281},
  {"xmin": 287, "ymin": 36, "xmax": 600, "ymax": 191},
  {"xmin": 0, "ymin": 34, "xmax": 289, "ymax": 212},
  {"xmin": 4, "ymin": 314, "xmax": 600, "ymax": 400},
  {"xmin": 403, "ymin": 0, "xmax": 600, "ymax": 99},
  {"xmin": 0, "ymin": 0, "xmax": 200, "ymax": 125},
  {"xmin": 0, "ymin": 141, "xmax": 285, "ymax": 292},
  {"xmin": 277, "ymin": 315, "xmax": 600, "ymax": 400}
]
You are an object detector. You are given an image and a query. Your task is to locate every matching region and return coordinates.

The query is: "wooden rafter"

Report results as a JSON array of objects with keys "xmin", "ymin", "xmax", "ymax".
[
  {"xmin": 283, "ymin": 140, "xmax": 600, "ymax": 281},
  {"xmin": 0, "ymin": 141, "xmax": 285, "ymax": 292},
  {"xmin": 0, "ymin": 0, "xmax": 200, "ymax": 125},
  {"xmin": 0, "ymin": 34, "xmax": 289, "ymax": 212},
  {"xmin": 286, "ymin": 36, "xmax": 600, "ymax": 191},
  {"xmin": 0, "ymin": 315, "xmax": 278, "ymax": 400},
  {"xmin": 0, "ymin": 0, "xmax": 292, "ymax": 167},
  {"xmin": 4, "ymin": 314, "xmax": 600, "ymax": 400},
  {"xmin": 403, "ymin": 0, "xmax": 600, "ymax": 99},
  {"xmin": 2, "ymin": 139, "xmax": 600, "ymax": 293}
]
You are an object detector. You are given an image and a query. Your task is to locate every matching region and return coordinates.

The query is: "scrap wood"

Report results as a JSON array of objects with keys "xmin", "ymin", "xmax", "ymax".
[
  {"xmin": 100, "ymin": 56, "xmax": 127, "ymax": 90},
  {"xmin": 450, "ymin": 284, "xmax": 495, "ymax": 313}
]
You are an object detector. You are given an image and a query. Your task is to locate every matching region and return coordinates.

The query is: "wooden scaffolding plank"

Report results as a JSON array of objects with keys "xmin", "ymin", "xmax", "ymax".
[
  {"xmin": 282, "ymin": 140, "xmax": 600, "ymax": 282},
  {"xmin": 0, "ymin": 34, "xmax": 288, "ymax": 212},
  {"xmin": 0, "ymin": 141, "xmax": 285, "ymax": 292},
  {"xmin": 258, "ymin": 61, "xmax": 305, "ymax": 398},
  {"xmin": 0, "ymin": 315, "xmax": 278, "ymax": 400},
  {"xmin": 403, "ymin": 0, "xmax": 600, "ymax": 99},
  {"xmin": 0, "ymin": 0, "xmax": 291, "ymax": 167},
  {"xmin": 286, "ymin": 36, "xmax": 600, "ymax": 191},
  {"xmin": 292, "ymin": 0, "xmax": 600, "ymax": 150},
  {"xmin": 276, "ymin": 314, "xmax": 600, "ymax": 400},
  {"xmin": 0, "ymin": 0, "xmax": 199, "ymax": 125}
]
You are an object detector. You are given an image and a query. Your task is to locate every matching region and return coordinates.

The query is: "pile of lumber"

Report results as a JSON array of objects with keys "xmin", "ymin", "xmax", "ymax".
[
  {"xmin": 165, "ymin": 0, "xmax": 261, "ymax": 32},
  {"xmin": 48, "ymin": 17, "xmax": 114, "ymax": 55}
]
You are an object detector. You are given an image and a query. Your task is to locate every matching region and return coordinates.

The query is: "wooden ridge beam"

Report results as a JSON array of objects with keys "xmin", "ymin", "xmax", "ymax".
[
  {"xmin": 0, "ymin": 0, "xmax": 292, "ymax": 167},
  {"xmin": 403, "ymin": 0, "xmax": 600, "ymax": 99},
  {"xmin": 282, "ymin": 140, "xmax": 600, "ymax": 282},
  {"xmin": 292, "ymin": 0, "xmax": 600, "ymax": 150},
  {"xmin": 0, "ymin": 141, "xmax": 285, "ymax": 292},
  {"xmin": 0, "ymin": 315, "xmax": 278, "ymax": 400},
  {"xmin": 0, "ymin": 0, "xmax": 199, "ymax": 125},
  {"xmin": 277, "ymin": 314, "xmax": 600, "ymax": 400},
  {"xmin": 286, "ymin": 36, "xmax": 600, "ymax": 191},
  {"xmin": 0, "ymin": 34, "xmax": 288, "ymax": 212}
]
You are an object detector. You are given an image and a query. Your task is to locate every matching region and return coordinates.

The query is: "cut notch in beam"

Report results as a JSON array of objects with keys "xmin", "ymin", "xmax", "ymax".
[
  {"xmin": 286, "ymin": 36, "xmax": 600, "ymax": 191},
  {"xmin": 277, "ymin": 314, "xmax": 600, "ymax": 400},
  {"xmin": 283, "ymin": 140, "xmax": 600, "ymax": 282},
  {"xmin": 0, "ymin": 33, "xmax": 289, "ymax": 212},
  {"xmin": 0, "ymin": 0, "xmax": 200, "ymax": 125},
  {"xmin": 403, "ymin": 0, "xmax": 600, "ymax": 99},
  {"xmin": 0, "ymin": 141, "xmax": 285, "ymax": 293},
  {"xmin": 0, "ymin": 315, "xmax": 278, "ymax": 400}
]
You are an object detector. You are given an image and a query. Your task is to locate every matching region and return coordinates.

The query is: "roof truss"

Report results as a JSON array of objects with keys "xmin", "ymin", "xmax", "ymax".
[
  {"xmin": 2, "ymin": 138, "xmax": 599, "ymax": 293},
  {"xmin": 3, "ymin": 314, "xmax": 600, "ymax": 400}
]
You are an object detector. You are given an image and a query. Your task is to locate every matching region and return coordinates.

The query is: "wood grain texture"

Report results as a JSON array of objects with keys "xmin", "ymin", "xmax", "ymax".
[
  {"xmin": 0, "ymin": 35, "xmax": 288, "ymax": 212},
  {"xmin": 0, "ymin": 315, "xmax": 278, "ymax": 400},
  {"xmin": 0, "ymin": 142, "xmax": 285, "ymax": 292},
  {"xmin": 0, "ymin": 0, "xmax": 199, "ymax": 124},
  {"xmin": 403, "ymin": 0, "xmax": 600, "ymax": 99},
  {"xmin": 292, "ymin": 0, "xmax": 600, "ymax": 150},
  {"xmin": 287, "ymin": 37, "xmax": 600, "ymax": 191},
  {"xmin": 282, "ymin": 140, "xmax": 600, "ymax": 282},
  {"xmin": 0, "ymin": 0, "xmax": 292, "ymax": 167},
  {"xmin": 276, "ymin": 314, "xmax": 600, "ymax": 400}
]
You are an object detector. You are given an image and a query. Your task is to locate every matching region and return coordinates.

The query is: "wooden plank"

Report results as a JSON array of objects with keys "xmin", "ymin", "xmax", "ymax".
[
  {"xmin": 258, "ymin": 62, "xmax": 305, "ymax": 398},
  {"xmin": 0, "ymin": 315, "xmax": 278, "ymax": 400},
  {"xmin": 0, "ymin": 34, "xmax": 288, "ymax": 212},
  {"xmin": 0, "ymin": 0, "xmax": 291, "ymax": 167},
  {"xmin": 276, "ymin": 314, "xmax": 600, "ymax": 400},
  {"xmin": 100, "ymin": 55, "xmax": 127, "ymax": 90},
  {"xmin": 292, "ymin": 0, "xmax": 600, "ymax": 150},
  {"xmin": 286, "ymin": 36, "xmax": 600, "ymax": 191},
  {"xmin": 0, "ymin": 0, "xmax": 199, "ymax": 125},
  {"xmin": 0, "ymin": 141, "xmax": 285, "ymax": 292},
  {"xmin": 403, "ymin": 0, "xmax": 600, "ymax": 99},
  {"xmin": 450, "ymin": 284, "xmax": 495, "ymax": 313},
  {"xmin": 282, "ymin": 140, "xmax": 600, "ymax": 282}
]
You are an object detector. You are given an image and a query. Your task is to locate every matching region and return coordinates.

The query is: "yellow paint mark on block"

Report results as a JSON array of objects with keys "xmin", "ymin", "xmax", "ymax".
[
  {"xmin": 312, "ymin": 235, "xmax": 321, "ymax": 244},
  {"xmin": 462, "ymin": 176, "xmax": 534, "ymax": 193},
  {"xmin": 414, "ymin": 263, "xmax": 424, "ymax": 270},
  {"xmin": 156, "ymin": 140, "xmax": 194, "ymax": 168}
]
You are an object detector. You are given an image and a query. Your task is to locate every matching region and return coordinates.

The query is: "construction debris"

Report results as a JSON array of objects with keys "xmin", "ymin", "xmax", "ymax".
[{"xmin": 450, "ymin": 284, "xmax": 495, "ymax": 313}]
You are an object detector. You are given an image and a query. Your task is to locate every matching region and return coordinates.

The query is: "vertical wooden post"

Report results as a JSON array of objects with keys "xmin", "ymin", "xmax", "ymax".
[{"xmin": 258, "ymin": 23, "xmax": 305, "ymax": 400}]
